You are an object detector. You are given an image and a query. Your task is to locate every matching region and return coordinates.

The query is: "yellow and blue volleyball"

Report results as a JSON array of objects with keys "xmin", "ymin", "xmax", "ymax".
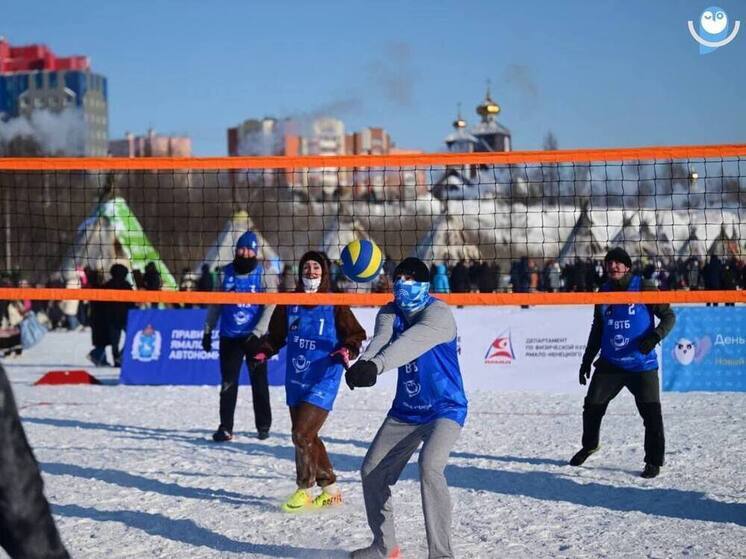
[{"xmin": 340, "ymin": 239, "xmax": 384, "ymax": 283}]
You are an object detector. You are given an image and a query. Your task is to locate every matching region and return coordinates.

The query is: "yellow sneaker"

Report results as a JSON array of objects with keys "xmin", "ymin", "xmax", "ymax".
[
  {"xmin": 312, "ymin": 489, "xmax": 343, "ymax": 509},
  {"xmin": 281, "ymin": 488, "xmax": 312, "ymax": 513}
]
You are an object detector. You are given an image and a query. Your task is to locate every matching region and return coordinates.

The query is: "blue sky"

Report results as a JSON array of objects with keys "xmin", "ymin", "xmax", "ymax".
[{"xmin": 4, "ymin": 0, "xmax": 745, "ymax": 155}]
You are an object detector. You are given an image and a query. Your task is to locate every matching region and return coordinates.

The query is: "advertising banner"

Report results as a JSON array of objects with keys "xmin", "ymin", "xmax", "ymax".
[
  {"xmin": 346, "ymin": 306, "xmax": 593, "ymax": 393},
  {"xmin": 121, "ymin": 304, "xmax": 745, "ymax": 393},
  {"xmin": 120, "ymin": 308, "xmax": 286, "ymax": 385},
  {"xmin": 662, "ymin": 306, "xmax": 746, "ymax": 392},
  {"xmin": 444, "ymin": 306, "xmax": 591, "ymax": 392}
]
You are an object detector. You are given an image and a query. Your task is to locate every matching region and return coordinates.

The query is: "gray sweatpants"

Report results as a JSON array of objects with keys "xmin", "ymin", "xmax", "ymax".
[{"xmin": 360, "ymin": 416, "xmax": 462, "ymax": 559}]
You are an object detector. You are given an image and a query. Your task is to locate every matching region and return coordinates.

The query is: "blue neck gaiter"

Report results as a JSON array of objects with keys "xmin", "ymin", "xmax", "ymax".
[{"xmin": 394, "ymin": 279, "xmax": 430, "ymax": 313}]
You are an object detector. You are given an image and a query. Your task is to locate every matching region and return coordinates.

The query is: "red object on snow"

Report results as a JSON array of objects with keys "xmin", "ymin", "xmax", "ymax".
[{"xmin": 35, "ymin": 370, "xmax": 101, "ymax": 386}]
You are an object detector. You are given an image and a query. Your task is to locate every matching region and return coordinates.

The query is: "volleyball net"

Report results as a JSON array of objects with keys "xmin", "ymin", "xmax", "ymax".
[{"xmin": 0, "ymin": 144, "xmax": 744, "ymax": 306}]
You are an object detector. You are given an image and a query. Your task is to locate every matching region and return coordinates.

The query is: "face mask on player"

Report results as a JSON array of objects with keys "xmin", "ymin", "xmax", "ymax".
[
  {"xmin": 394, "ymin": 279, "xmax": 430, "ymax": 312},
  {"xmin": 302, "ymin": 276, "xmax": 322, "ymax": 293},
  {"xmin": 233, "ymin": 255, "xmax": 257, "ymax": 274}
]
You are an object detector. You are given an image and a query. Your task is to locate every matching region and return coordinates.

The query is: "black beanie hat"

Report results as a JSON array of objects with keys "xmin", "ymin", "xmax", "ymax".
[
  {"xmin": 297, "ymin": 250, "xmax": 331, "ymax": 292},
  {"xmin": 605, "ymin": 247, "xmax": 632, "ymax": 268},
  {"xmin": 393, "ymin": 257, "xmax": 430, "ymax": 282},
  {"xmin": 299, "ymin": 250, "xmax": 326, "ymax": 271}
]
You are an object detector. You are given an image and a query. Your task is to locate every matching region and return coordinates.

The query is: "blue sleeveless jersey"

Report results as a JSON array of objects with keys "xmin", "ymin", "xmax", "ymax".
[
  {"xmin": 219, "ymin": 263, "xmax": 264, "ymax": 338},
  {"xmin": 389, "ymin": 298, "xmax": 468, "ymax": 426},
  {"xmin": 285, "ymin": 305, "xmax": 344, "ymax": 411},
  {"xmin": 600, "ymin": 275, "xmax": 658, "ymax": 371}
]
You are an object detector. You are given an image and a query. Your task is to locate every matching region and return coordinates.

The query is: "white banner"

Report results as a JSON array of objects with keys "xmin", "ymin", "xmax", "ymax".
[{"xmin": 352, "ymin": 306, "xmax": 594, "ymax": 393}]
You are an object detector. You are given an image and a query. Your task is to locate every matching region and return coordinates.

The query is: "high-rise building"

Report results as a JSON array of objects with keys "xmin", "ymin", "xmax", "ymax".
[
  {"xmin": 0, "ymin": 37, "xmax": 108, "ymax": 156},
  {"xmin": 227, "ymin": 117, "xmax": 292, "ymax": 156},
  {"xmin": 227, "ymin": 115, "xmax": 412, "ymax": 200},
  {"xmin": 109, "ymin": 129, "xmax": 192, "ymax": 157},
  {"xmin": 227, "ymin": 116, "xmax": 394, "ymax": 157},
  {"xmin": 347, "ymin": 127, "xmax": 391, "ymax": 155}
]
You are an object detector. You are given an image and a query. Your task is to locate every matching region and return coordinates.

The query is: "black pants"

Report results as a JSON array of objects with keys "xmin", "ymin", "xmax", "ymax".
[
  {"xmin": 582, "ymin": 366, "xmax": 665, "ymax": 467},
  {"xmin": 218, "ymin": 336, "xmax": 272, "ymax": 434}
]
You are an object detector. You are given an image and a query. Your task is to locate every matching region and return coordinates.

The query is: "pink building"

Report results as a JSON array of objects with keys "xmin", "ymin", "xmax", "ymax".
[{"xmin": 109, "ymin": 129, "xmax": 191, "ymax": 157}]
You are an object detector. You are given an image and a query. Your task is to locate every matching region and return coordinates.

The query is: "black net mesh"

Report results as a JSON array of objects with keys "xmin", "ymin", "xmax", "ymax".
[{"xmin": 0, "ymin": 154, "xmax": 744, "ymax": 294}]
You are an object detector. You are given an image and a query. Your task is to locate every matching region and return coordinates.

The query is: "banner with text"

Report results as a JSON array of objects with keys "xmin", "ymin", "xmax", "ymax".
[
  {"xmin": 661, "ymin": 306, "xmax": 746, "ymax": 392},
  {"xmin": 119, "ymin": 305, "xmax": 744, "ymax": 392},
  {"xmin": 120, "ymin": 308, "xmax": 286, "ymax": 385},
  {"xmin": 352, "ymin": 306, "xmax": 593, "ymax": 393}
]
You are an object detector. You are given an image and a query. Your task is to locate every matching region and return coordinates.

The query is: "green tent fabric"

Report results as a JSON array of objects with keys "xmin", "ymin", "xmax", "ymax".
[
  {"xmin": 96, "ymin": 197, "xmax": 177, "ymax": 290},
  {"xmin": 61, "ymin": 198, "xmax": 178, "ymax": 289}
]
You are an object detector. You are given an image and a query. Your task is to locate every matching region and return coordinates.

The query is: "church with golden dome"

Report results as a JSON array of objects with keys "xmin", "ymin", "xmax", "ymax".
[
  {"xmin": 432, "ymin": 87, "xmax": 513, "ymax": 200},
  {"xmin": 445, "ymin": 86, "xmax": 512, "ymax": 153}
]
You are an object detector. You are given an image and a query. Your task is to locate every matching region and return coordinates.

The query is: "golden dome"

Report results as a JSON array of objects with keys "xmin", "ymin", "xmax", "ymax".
[
  {"xmin": 452, "ymin": 103, "xmax": 467, "ymax": 129},
  {"xmin": 476, "ymin": 85, "xmax": 500, "ymax": 119}
]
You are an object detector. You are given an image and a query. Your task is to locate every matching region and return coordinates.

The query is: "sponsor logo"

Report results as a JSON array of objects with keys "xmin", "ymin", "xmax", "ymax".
[
  {"xmin": 403, "ymin": 380, "xmax": 421, "ymax": 397},
  {"xmin": 485, "ymin": 329, "xmax": 515, "ymax": 364},
  {"xmin": 131, "ymin": 324, "xmax": 162, "ymax": 362},
  {"xmin": 233, "ymin": 311, "xmax": 250, "ymax": 325},
  {"xmin": 688, "ymin": 7, "xmax": 740, "ymax": 54},
  {"xmin": 612, "ymin": 334, "xmax": 629, "ymax": 350},
  {"xmin": 673, "ymin": 336, "xmax": 712, "ymax": 366},
  {"xmin": 292, "ymin": 354, "xmax": 311, "ymax": 373}
]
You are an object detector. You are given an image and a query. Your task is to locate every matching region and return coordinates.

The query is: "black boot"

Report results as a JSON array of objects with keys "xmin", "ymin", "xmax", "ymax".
[
  {"xmin": 212, "ymin": 427, "xmax": 233, "ymax": 442},
  {"xmin": 569, "ymin": 446, "xmax": 600, "ymax": 466},
  {"xmin": 641, "ymin": 463, "xmax": 660, "ymax": 478}
]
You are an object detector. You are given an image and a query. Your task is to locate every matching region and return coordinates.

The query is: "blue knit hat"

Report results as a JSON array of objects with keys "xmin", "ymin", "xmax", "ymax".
[{"xmin": 236, "ymin": 231, "xmax": 258, "ymax": 251}]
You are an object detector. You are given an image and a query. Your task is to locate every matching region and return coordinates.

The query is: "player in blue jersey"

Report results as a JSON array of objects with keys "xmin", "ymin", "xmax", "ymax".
[
  {"xmin": 254, "ymin": 251, "xmax": 366, "ymax": 512},
  {"xmin": 202, "ymin": 231, "xmax": 278, "ymax": 442},
  {"xmin": 346, "ymin": 257, "xmax": 467, "ymax": 559},
  {"xmin": 570, "ymin": 247, "xmax": 676, "ymax": 478}
]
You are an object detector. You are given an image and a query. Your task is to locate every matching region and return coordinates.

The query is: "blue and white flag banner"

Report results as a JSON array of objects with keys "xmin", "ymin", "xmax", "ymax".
[{"xmin": 120, "ymin": 308, "xmax": 285, "ymax": 386}]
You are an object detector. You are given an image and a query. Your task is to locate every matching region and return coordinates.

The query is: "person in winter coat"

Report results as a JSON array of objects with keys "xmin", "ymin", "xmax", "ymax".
[
  {"xmin": 0, "ymin": 362, "xmax": 70, "ymax": 558},
  {"xmin": 547, "ymin": 260, "xmax": 562, "ymax": 292},
  {"xmin": 449, "ymin": 260, "xmax": 469, "ymax": 293},
  {"xmin": 254, "ymin": 251, "xmax": 366, "ymax": 512},
  {"xmin": 142, "ymin": 262, "xmax": 163, "ymax": 291},
  {"xmin": 88, "ymin": 264, "xmax": 134, "ymax": 367},
  {"xmin": 59, "ymin": 275, "xmax": 81, "ymax": 330},
  {"xmin": 431, "ymin": 263, "xmax": 450, "ymax": 294},
  {"xmin": 196, "ymin": 264, "xmax": 214, "ymax": 292}
]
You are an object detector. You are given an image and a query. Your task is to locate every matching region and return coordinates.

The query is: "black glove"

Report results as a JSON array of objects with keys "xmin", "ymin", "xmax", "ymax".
[
  {"xmin": 638, "ymin": 332, "xmax": 662, "ymax": 354},
  {"xmin": 202, "ymin": 330, "xmax": 213, "ymax": 352},
  {"xmin": 345, "ymin": 360, "xmax": 378, "ymax": 390},
  {"xmin": 579, "ymin": 362, "xmax": 591, "ymax": 385},
  {"xmin": 240, "ymin": 334, "xmax": 260, "ymax": 355}
]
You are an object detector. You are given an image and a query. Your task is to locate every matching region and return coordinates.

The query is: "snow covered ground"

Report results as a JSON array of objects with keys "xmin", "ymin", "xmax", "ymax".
[{"xmin": 4, "ymin": 331, "xmax": 746, "ymax": 558}]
